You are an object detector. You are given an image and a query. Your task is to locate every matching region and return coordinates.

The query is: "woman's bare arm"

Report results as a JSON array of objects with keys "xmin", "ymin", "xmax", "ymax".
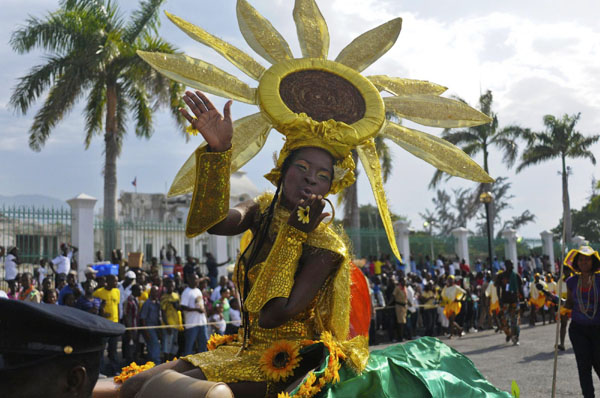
[
  {"xmin": 258, "ymin": 247, "xmax": 340, "ymax": 329},
  {"xmin": 206, "ymin": 199, "xmax": 259, "ymax": 236}
]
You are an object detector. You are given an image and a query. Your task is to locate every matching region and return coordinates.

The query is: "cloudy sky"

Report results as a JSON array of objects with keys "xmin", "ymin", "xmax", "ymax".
[{"xmin": 1, "ymin": 0, "xmax": 599, "ymax": 239}]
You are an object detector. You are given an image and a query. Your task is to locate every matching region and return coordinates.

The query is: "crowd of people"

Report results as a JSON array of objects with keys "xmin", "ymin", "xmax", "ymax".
[
  {"xmin": 2, "ymin": 241, "xmax": 572, "ymax": 374},
  {"xmin": 1, "ymin": 243, "xmax": 241, "ymax": 377},
  {"xmin": 360, "ymin": 253, "xmax": 569, "ymax": 348}
]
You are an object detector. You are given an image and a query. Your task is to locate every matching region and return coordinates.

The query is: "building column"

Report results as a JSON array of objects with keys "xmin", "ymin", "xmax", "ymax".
[
  {"xmin": 67, "ymin": 193, "xmax": 97, "ymax": 281},
  {"xmin": 394, "ymin": 220, "xmax": 411, "ymax": 272},
  {"xmin": 501, "ymin": 228, "xmax": 518, "ymax": 267},
  {"xmin": 572, "ymin": 235, "xmax": 588, "ymax": 248},
  {"xmin": 540, "ymin": 230, "xmax": 555, "ymax": 267},
  {"xmin": 451, "ymin": 227, "xmax": 470, "ymax": 266}
]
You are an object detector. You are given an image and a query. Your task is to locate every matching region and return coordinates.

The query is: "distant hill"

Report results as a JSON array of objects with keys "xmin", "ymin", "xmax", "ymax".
[{"xmin": 0, "ymin": 194, "xmax": 68, "ymax": 209}]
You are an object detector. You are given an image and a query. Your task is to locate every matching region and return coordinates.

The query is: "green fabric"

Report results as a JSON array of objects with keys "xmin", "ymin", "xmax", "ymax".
[{"xmin": 314, "ymin": 337, "xmax": 511, "ymax": 398}]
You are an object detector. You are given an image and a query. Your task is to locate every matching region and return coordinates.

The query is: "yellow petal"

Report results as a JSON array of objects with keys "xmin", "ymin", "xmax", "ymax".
[
  {"xmin": 230, "ymin": 113, "xmax": 273, "ymax": 172},
  {"xmin": 384, "ymin": 95, "xmax": 492, "ymax": 128},
  {"xmin": 293, "ymin": 0, "xmax": 329, "ymax": 59},
  {"xmin": 137, "ymin": 51, "xmax": 256, "ymax": 104},
  {"xmin": 236, "ymin": 0, "xmax": 293, "ymax": 65},
  {"xmin": 165, "ymin": 11, "xmax": 265, "ymax": 81},
  {"xmin": 356, "ymin": 139, "xmax": 401, "ymax": 261},
  {"xmin": 382, "ymin": 121, "xmax": 494, "ymax": 183},
  {"xmin": 367, "ymin": 75, "xmax": 447, "ymax": 96},
  {"xmin": 168, "ymin": 113, "xmax": 272, "ymax": 197},
  {"xmin": 335, "ymin": 18, "xmax": 402, "ymax": 73}
]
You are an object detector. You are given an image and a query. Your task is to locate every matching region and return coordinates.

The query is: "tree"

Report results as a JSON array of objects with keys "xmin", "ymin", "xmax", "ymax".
[
  {"xmin": 516, "ymin": 113, "xmax": 599, "ymax": 244},
  {"xmin": 428, "ymin": 90, "xmax": 520, "ymax": 239},
  {"xmin": 10, "ymin": 0, "xmax": 186, "ymax": 253},
  {"xmin": 421, "ymin": 177, "xmax": 535, "ymax": 237},
  {"xmin": 553, "ymin": 177, "xmax": 600, "ymax": 243},
  {"xmin": 429, "ymin": 90, "xmax": 519, "ymax": 186}
]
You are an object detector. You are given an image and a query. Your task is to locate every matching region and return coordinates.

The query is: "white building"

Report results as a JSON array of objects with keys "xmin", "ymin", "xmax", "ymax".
[{"xmin": 95, "ymin": 171, "xmax": 260, "ymax": 265}]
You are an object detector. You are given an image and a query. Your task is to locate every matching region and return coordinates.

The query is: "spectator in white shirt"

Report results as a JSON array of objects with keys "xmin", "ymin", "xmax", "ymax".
[
  {"xmin": 50, "ymin": 243, "xmax": 77, "ymax": 283},
  {"xmin": 118, "ymin": 270, "xmax": 137, "ymax": 320},
  {"xmin": 180, "ymin": 273, "xmax": 208, "ymax": 355},
  {"xmin": 4, "ymin": 247, "xmax": 19, "ymax": 293}
]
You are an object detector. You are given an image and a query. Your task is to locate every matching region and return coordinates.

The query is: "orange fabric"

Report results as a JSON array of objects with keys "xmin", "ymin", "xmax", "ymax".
[{"xmin": 349, "ymin": 264, "xmax": 370, "ymax": 338}]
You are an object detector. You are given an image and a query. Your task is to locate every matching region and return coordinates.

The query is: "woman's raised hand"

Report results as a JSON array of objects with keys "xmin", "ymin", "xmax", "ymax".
[{"xmin": 179, "ymin": 90, "xmax": 233, "ymax": 152}]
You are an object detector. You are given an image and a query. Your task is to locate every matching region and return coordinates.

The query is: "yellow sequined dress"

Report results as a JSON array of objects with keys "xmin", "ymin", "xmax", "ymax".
[{"xmin": 179, "ymin": 147, "xmax": 367, "ymax": 385}]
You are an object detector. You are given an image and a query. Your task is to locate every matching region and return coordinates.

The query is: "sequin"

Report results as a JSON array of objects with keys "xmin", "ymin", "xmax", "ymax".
[
  {"xmin": 182, "ymin": 193, "xmax": 369, "ymax": 385},
  {"xmin": 184, "ymin": 148, "xmax": 231, "ymax": 238}
]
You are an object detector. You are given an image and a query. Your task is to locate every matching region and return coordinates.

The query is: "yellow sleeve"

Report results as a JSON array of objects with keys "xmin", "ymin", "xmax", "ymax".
[
  {"xmin": 185, "ymin": 147, "xmax": 232, "ymax": 238},
  {"xmin": 244, "ymin": 223, "xmax": 307, "ymax": 313}
]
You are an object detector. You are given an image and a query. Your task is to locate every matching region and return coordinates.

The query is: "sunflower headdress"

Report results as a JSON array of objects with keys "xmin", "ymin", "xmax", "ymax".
[{"xmin": 138, "ymin": 0, "xmax": 493, "ymax": 260}]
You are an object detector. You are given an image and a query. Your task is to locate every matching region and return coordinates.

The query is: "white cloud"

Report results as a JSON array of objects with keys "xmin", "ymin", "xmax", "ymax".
[{"xmin": 1, "ymin": 0, "xmax": 599, "ymax": 241}]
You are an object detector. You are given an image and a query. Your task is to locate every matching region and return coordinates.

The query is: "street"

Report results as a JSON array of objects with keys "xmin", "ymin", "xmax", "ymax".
[{"xmin": 374, "ymin": 322, "xmax": 600, "ymax": 397}]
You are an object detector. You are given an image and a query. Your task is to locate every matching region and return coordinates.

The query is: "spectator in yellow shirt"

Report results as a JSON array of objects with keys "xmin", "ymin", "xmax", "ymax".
[
  {"xmin": 93, "ymin": 274, "xmax": 121, "ymax": 375},
  {"xmin": 160, "ymin": 278, "xmax": 183, "ymax": 361}
]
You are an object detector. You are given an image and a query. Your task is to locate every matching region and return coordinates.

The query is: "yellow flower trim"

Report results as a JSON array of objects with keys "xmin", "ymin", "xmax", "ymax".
[
  {"xmin": 260, "ymin": 340, "xmax": 302, "ymax": 382},
  {"xmin": 277, "ymin": 393, "xmax": 292, "ymax": 398},
  {"xmin": 297, "ymin": 206, "xmax": 310, "ymax": 224},
  {"xmin": 113, "ymin": 361, "xmax": 155, "ymax": 384},
  {"xmin": 207, "ymin": 333, "xmax": 238, "ymax": 351},
  {"xmin": 291, "ymin": 331, "xmax": 346, "ymax": 398}
]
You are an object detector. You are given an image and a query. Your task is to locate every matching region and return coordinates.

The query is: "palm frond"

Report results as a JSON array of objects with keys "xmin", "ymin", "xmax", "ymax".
[
  {"xmin": 123, "ymin": 0, "xmax": 164, "ymax": 44},
  {"xmin": 29, "ymin": 68, "xmax": 88, "ymax": 151},
  {"xmin": 492, "ymin": 136, "xmax": 518, "ymax": 168},
  {"xmin": 10, "ymin": 55, "xmax": 72, "ymax": 113},
  {"xmin": 84, "ymin": 79, "xmax": 106, "ymax": 148},
  {"xmin": 131, "ymin": 87, "xmax": 152, "ymax": 139},
  {"xmin": 516, "ymin": 144, "xmax": 557, "ymax": 173},
  {"xmin": 440, "ymin": 129, "xmax": 482, "ymax": 146},
  {"xmin": 479, "ymin": 90, "xmax": 493, "ymax": 116}
]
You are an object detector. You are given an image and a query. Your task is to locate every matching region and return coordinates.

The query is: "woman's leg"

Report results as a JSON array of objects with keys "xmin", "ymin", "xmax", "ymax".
[
  {"xmin": 559, "ymin": 316, "xmax": 568, "ymax": 348},
  {"xmin": 569, "ymin": 322, "xmax": 596, "ymax": 398}
]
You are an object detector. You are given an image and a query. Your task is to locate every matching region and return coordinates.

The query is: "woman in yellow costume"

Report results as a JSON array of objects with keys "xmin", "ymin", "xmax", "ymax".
[
  {"xmin": 529, "ymin": 273, "xmax": 547, "ymax": 326},
  {"xmin": 441, "ymin": 275, "xmax": 466, "ymax": 338},
  {"xmin": 115, "ymin": 1, "xmax": 513, "ymax": 397}
]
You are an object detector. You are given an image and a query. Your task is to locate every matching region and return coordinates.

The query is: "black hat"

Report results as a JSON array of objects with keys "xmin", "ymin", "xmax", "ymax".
[{"xmin": 0, "ymin": 300, "xmax": 124, "ymax": 370}]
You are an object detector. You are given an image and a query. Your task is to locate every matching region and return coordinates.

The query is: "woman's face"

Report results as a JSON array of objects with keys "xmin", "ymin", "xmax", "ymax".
[
  {"xmin": 577, "ymin": 255, "xmax": 593, "ymax": 273},
  {"xmin": 281, "ymin": 147, "xmax": 334, "ymax": 209}
]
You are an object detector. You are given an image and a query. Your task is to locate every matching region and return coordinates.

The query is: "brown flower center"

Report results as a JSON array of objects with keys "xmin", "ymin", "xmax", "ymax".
[
  {"xmin": 273, "ymin": 351, "xmax": 291, "ymax": 369},
  {"xmin": 280, "ymin": 70, "xmax": 366, "ymax": 124}
]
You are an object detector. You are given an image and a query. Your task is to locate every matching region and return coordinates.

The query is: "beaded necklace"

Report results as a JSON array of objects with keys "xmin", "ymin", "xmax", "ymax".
[{"xmin": 576, "ymin": 274, "xmax": 598, "ymax": 320}]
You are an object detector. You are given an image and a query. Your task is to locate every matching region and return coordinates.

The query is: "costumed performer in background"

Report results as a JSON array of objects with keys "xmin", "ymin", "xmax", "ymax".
[
  {"xmin": 112, "ymin": 1, "xmax": 512, "ymax": 397},
  {"xmin": 563, "ymin": 246, "xmax": 600, "ymax": 398},
  {"xmin": 441, "ymin": 275, "xmax": 466, "ymax": 338}
]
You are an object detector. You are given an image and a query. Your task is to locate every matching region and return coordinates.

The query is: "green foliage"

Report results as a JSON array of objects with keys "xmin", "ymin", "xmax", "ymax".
[
  {"xmin": 517, "ymin": 113, "xmax": 599, "ymax": 174},
  {"xmin": 10, "ymin": 0, "xmax": 187, "ymax": 152},
  {"xmin": 553, "ymin": 178, "xmax": 600, "ymax": 242}
]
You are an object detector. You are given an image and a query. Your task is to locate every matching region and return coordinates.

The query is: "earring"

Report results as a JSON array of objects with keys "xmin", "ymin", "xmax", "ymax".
[{"xmin": 323, "ymin": 198, "xmax": 335, "ymax": 227}]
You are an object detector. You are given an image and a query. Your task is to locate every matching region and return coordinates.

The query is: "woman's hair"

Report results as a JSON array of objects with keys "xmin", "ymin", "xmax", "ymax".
[
  {"xmin": 235, "ymin": 151, "xmax": 297, "ymax": 344},
  {"xmin": 573, "ymin": 253, "xmax": 600, "ymax": 272}
]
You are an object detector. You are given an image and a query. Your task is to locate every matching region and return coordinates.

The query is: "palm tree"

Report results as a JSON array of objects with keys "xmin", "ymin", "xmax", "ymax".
[
  {"xmin": 10, "ymin": 0, "xmax": 186, "ymax": 253},
  {"xmin": 429, "ymin": 90, "xmax": 518, "ymax": 187},
  {"xmin": 516, "ymin": 113, "xmax": 599, "ymax": 244},
  {"xmin": 428, "ymin": 90, "xmax": 519, "ymax": 239}
]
